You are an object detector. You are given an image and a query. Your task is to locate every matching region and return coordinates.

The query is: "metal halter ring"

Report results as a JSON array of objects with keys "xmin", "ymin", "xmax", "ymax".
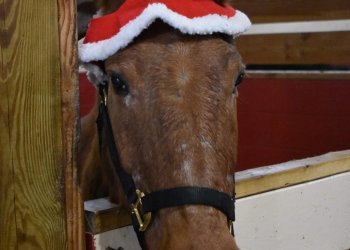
[{"xmin": 229, "ymin": 220, "xmax": 235, "ymax": 236}]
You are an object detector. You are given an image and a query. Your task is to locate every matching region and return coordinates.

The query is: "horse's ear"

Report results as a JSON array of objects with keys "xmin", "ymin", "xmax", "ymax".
[
  {"xmin": 95, "ymin": 0, "xmax": 124, "ymax": 14},
  {"xmin": 80, "ymin": 63, "xmax": 108, "ymax": 87}
]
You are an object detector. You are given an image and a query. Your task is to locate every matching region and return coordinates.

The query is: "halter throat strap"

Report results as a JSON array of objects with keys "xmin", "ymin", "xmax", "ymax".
[{"xmin": 96, "ymin": 85, "xmax": 236, "ymax": 250}]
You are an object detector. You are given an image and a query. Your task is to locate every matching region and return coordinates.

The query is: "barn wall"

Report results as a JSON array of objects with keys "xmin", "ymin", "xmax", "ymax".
[
  {"xmin": 236, "ymin": 78, "xmax": 350, "ymax": 170},
  {"xmin": 0, "ymin": 0, "xmax": 83, "ymax": 249},
  {"xmin": 235, "ymin": 172, "xmax": 350, "ymax": 250},
  {"xmin": 232, "ymin": 0, "xmax": 350, "ymax": 23},
  {"xmin": 233, "ymin": 0, "xmax": 350, "ymax": 170}
]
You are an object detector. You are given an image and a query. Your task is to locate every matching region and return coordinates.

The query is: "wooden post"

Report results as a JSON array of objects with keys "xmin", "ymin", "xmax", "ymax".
[
  {"xmin": 0, "ymin": 0, "xmax": 84, "ymax": 249},
  {"xmin": 0, "ymin": 1, "xmax": 17, "ymax": 247},
  {"xmin": 58, "ymin": 0, "xmax": 86, "ymax": 249}
]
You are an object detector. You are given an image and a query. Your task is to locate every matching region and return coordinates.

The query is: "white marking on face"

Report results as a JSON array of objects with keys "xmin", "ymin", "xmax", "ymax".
[
  {"xmin": 132, "ymin": 173, "xmax": 141, "ymax": 183},
  {"xmin": 179, "ymin": 69, "xmax": 189, "ymax": 84},
  {"xmin": 124, "ymin": 95, "xmax": 132, "ymax": 107},
  {"xmin": 180, "ymin": 160, "xmax": 193, "ymax": 185},
  {"xmin": 199, "ymin": 134, "xmax": 212, "ymax": 148},
  {"xmin": 177, "ymin": 143, "xmax": 188, "ymax": 153},
  {"xmin": 181, "ymin": 160, "xmax": 193, "ymax": 183}
]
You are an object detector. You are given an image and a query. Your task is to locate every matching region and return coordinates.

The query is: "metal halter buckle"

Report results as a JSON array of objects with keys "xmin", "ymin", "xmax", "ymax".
[
  {"xmin": 229, "ymin": 220, "xmax": 234, "ymax": 234},
  {"xmin": 131, "ymin": 189, "xmax": 152, "ymax": 231},
  {"xmin": 98, "ymin": 85, "xmax": 108, "ymax": 106},
  {"xmin": 102, "ymin": 87, "xmax": 107, "ymax": 106}
]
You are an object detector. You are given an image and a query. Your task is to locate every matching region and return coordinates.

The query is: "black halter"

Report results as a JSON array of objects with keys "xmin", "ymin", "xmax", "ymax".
[{"xmin": 96, "ymin": 84, "xmax": 236, "ymax": 249}]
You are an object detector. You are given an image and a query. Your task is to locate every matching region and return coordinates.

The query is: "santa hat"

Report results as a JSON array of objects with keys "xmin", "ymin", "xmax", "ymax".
[{"xmin": 79, "ymin": 0, "xmax": 251, "ymax": 63}]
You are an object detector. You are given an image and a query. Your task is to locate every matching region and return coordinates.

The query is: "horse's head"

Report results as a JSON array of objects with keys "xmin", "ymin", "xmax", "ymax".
[
  {"xmin": 79, "ymin": 1, "xmax": 250, "ymax": 249},
  {"xmin": 106, "ymin": 24, "xmax": 242, "ymax": 249}
]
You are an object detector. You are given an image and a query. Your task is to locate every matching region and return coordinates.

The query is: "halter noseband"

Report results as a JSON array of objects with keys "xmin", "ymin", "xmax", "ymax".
[{"xmin": 96, "ymin": 84, "xmax": 236, "ymax": 249}]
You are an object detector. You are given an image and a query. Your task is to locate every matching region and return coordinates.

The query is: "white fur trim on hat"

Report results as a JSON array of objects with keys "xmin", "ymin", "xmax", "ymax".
[{"xmin": 79, "ymin": 3, "xmax": 251, "ymax": 62}]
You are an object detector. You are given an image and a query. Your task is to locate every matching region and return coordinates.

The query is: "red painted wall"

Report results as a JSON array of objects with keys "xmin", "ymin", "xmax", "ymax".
[
  {"xmin": 80, "ymin": 74, "xmax": 96, "ymax": 117},
  {"xmin": 236, "ymin": 78, "xmax": 350, "ymax": 171},
  {"xmin": 80, "ymin": 74, "xmax": 350, "ymax": 171}
]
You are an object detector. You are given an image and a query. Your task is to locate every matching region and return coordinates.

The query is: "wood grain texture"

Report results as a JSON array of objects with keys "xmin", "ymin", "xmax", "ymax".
[
  {"xmin": 58, "ymin": 0, "xmax": 86, "ymax": 249},
  {"xmin": 0, "ymin": 1, "xmax": 17, "ymax": 248},
  {"xmin": 85, "ymin": 206, "xmax": 131, "ymax": 234},
  {"xmin": 1, "ymin": 0, "xmax": 67, "ymax": 249},
  {"xmin": 231, "ymin": 0, "xmax": 350, "ymax": 23},
  {"xmin": 237, "ymin": 32, "xmax": 350, "ymax": 65}
]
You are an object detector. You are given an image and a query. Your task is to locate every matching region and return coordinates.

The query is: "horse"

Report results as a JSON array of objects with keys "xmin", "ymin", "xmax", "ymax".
[{"xmin": 78, "ymin": 0, "xmax": 250, "ymax": 249}]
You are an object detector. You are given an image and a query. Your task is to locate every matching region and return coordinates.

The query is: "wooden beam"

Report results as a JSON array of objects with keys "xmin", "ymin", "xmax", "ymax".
[
  {"xmin": 246, "ymin": 20, "xmax": 350, "ymax": 35},
  {"xmin": 244, "ymin": 71, "xmax": 350, "ymax": 80},
  {"xmin": 232, "ymin": 0, "xmax": 350, "ymax": 23},
  {"xmin": 84, "ymin": 199, "xmax": 131, "ymax": 234},
  {"xmin": 0, "ymin": 0, "xmax": 68, "ymax": 248},
  {"xmin": 58, "ymin": 0, "xmax": 86, "ymax": 249},
  {"xmin": 237, "ymin": 31, "xmax": 350, "ymax": 65},
  {"xmin": 236, "ymin": 150, "xmax": 350, "ymax": 198}
]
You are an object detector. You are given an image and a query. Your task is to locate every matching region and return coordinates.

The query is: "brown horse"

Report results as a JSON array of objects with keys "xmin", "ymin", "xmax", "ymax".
[{"xmin": 78, "ymin": 1, "xmax": 248, "ymax": 249}]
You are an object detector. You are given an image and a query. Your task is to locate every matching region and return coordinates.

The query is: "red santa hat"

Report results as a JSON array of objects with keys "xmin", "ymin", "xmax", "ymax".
[{"xmin": 79, "ymin": 0, "xmax": 251, "ymax": 62}]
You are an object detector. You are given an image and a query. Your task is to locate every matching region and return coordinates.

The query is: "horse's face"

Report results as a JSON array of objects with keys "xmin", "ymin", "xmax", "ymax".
[{"xmin": 104, "ymin": 22, "xmax": 243, "ymax": 249}]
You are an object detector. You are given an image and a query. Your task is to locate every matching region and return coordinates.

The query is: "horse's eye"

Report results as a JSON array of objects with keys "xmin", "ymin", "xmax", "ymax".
[
  {"xmin": 235, "ymin": 72, "xmax": 245, "ymax": 88},
  {"xmin": 110, "ymin": 74, "xmax": 129, "ymax": 95}
]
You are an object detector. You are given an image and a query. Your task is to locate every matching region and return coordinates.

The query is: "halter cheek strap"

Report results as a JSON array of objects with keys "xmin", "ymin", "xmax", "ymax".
[{"xmin": 96, "ymin": 84, "xmax": 236, "ymax": 250}]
